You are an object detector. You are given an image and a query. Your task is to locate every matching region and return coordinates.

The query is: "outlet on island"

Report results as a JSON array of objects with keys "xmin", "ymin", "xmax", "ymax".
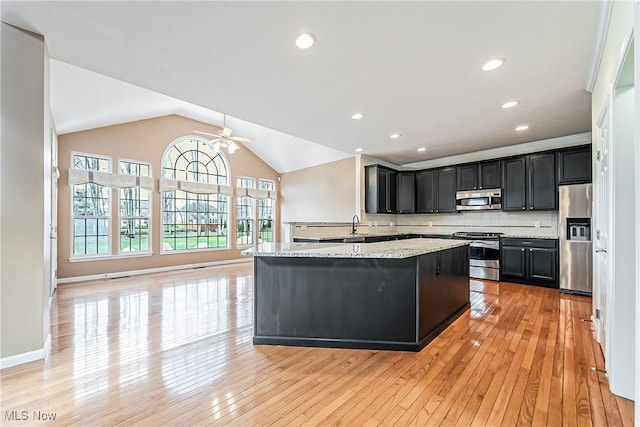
[{"xmin": 535, "ymin": 221, "xmax": 540, "ymax": 228}]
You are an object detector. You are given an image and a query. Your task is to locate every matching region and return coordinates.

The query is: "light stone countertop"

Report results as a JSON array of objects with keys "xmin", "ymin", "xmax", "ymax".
[{"xmin": 241, "ymin": 238, "xmax": 469, "ymax": 259}]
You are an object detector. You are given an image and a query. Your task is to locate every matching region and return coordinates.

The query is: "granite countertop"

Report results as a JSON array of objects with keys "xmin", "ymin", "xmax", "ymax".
[{"xmin": 242, "ymin": 238, "xmax": 469, "ymax": 259}]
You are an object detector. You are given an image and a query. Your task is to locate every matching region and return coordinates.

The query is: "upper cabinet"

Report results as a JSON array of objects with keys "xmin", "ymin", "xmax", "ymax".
[
  {"xmin": 456, "ymin": 160, "xmax": 501, "ymax": 191},
  {"xmin": 416, "ymin": 167, "xmax": 457, "ymax": 214},
  {"xmin": 556, "ymin": 145, "xmax": 592, "ymax": 184},
  {"xmin": 503, "ymin": 153, "xmax": 556, "ymax": 211},
  {"xmin": 397, "ymin": 172, "xmax": 415, "ymax": 214},
  {"xmin": 365, "ymin": 165, "xmax": 397, "ymax": 214},
  {"xmin": 415, "ymin": 170, "xmax": 436, "ymax": 213}
]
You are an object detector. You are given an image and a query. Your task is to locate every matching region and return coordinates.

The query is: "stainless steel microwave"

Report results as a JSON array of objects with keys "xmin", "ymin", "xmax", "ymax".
[{"xmin": 456, "ymin": 188, "xmax": 502, "ymax": 211}]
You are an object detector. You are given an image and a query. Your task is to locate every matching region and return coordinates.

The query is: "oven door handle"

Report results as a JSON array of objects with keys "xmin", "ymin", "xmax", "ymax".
[{"xmin": 470, "ymin": 240, "xmax": 499, "ymax": 250}]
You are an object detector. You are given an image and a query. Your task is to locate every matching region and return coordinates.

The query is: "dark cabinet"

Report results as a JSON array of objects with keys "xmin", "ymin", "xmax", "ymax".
[
  {"xmin": 415, "ymin": 168, "xmax": 456, "ymax": 213},
  {"xmin": 457, "ymin": 161, "xmax": 501, "ymax": 191},
  {"xmin": 365, "ymin": 165, "xmax": 397, "ymax": 214},
  {"xmin": 502, "ymin": 153, "xmax": 556, "ymax": 211},
  {"xmin": 415, "ymin": 170, "xmax": 435, "ymax": 213},
  {"xmin": 479, "ymin": 161, "xmax": 502, "ymax": 189},
  {"xmin": 436, "ymin": 167, "xmax": 457, "ymax": 213},
  {"xmin": 397, "ymin": 172, "xmax": 415, "ymax": 214},
  {"xmin": 500, "ymin": 238, "xmax": 558, "ymax": 288},
  {"xmin": 557, "ymin": 145, "xmax": 592, "ymax": 184}
]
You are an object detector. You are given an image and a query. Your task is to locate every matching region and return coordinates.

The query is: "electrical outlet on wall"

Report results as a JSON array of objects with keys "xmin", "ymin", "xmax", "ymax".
[
  {"xmin": 428, "ymin": 221, "xmax": 433, "ymax": 227},
  {"xmin": 535, "ymin": 221, "xmax": 540, "ymax": 228}
]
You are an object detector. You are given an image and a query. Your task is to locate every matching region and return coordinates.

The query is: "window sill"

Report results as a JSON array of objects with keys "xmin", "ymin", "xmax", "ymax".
[{"xmin": 69, "ymin": 252, "xmax": 154, "ymax": 262}]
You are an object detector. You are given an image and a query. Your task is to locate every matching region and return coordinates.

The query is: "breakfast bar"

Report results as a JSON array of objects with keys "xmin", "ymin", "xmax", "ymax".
[{"xmin": 242, "ymin": 238, "xmax": 470, "ymax": 351}]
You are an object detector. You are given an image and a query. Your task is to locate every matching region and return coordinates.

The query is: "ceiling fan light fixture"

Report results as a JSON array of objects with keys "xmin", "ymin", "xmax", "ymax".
[
  {"xmin": 227, "ymin": 141, "xmax": 239, "ymax": 154},
  {"xmin": 296, "ymin": 33, "xmax": 315, "ymax": 49}
]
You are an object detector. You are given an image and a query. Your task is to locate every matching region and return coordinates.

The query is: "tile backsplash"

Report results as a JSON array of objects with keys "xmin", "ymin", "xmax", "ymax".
[
  {"xmin": 287, "ymin": 211, "xmax": 558, "ymax": 240},
  {"xmin": 395, "ymin": 211, "xmax": 558, "ymax": 237}
]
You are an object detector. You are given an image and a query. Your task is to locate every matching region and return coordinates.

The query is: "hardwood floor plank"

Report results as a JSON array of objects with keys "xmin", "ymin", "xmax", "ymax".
[{"xmin": 0, "ymin": 265, "xmax": 632, "ymax": 426}]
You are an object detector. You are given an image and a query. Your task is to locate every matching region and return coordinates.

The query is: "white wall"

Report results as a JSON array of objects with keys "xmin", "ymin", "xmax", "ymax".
[
  {"xmin": 0, "ymin": 23, "xmax": 50, "ymax": 366},
  {"xmin": 609, "ymin": 83, "xmax": 636, "ymax": 399}
]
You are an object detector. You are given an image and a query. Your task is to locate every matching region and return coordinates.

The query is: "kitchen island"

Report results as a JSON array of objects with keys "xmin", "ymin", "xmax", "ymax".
[{"xmin": 242, "ymin": 238, "xmax": 469, "ymax": 351}]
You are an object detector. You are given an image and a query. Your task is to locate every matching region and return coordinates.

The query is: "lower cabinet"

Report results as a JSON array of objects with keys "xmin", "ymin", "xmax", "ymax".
[{"xmin": 500, "ymin": 238, "xmax": 558, "ymax": 288}]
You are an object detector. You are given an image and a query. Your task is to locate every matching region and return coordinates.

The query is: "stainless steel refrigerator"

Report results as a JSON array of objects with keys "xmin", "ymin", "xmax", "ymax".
[{"xmin": 559, "ymin": 183, "xmax": 592, "ymax": 295}]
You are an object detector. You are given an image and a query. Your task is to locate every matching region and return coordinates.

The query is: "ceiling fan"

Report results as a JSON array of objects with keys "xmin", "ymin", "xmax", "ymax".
[{"xmin": 193, "ymin": 114, "xmax": 252, "ymax": 154}]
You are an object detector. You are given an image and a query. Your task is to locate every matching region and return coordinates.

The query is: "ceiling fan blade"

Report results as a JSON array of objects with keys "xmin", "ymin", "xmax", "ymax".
[
  {"xmin": 230, "ymin": 136, "xmax": 253, "ymax": 143},
  {"xmin": 193, "ymin": 130, "xmax": 217, "ymax": 137}
]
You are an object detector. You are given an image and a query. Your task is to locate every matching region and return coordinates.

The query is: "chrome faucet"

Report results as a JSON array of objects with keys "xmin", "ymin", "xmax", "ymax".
[{"xmin": 351, "ymin": 214, "xmax": 360, "ymax": 234}]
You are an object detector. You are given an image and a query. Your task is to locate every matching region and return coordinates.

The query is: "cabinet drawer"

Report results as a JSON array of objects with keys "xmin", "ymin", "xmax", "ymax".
[{"xmin": 501, "ymin": 238, "xmax": 557, "ymax": 248}]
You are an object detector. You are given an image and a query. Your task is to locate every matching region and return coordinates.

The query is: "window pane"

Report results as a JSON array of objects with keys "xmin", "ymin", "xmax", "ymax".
[{"xmin": 161, "ymin": 140, "xmax": 229, "ymax": 252}]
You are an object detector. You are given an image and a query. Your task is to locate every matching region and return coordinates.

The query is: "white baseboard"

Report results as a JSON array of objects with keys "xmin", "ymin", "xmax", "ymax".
[
  {"xmin": 0, "ymin": 348, "xmax": 44, "ymax": 370},
  {"xmin": 56, "ymin": 257, "xmax": 253, "ymax": 285}
]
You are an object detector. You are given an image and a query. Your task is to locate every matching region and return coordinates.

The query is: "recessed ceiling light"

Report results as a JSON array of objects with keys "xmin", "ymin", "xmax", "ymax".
[
  {"xmin": 501, "ymin": 100, "xmax": 519, "ymax": 109},
  {"xmin": 390, "ymin": 133, "xmax": 401, "ymax": 139},
  {"xmin": 352, "ymin": 113, "xmax": 364, "ymax": 120},
  {"xmin": 515, "ymin": 125, "xmax": 530, "ymax": 131},
  {"xmin": 482, "ymin": 58, "xmax": 504, "ymax": 71},
  {"xmin": 355, "ymin": 148, "xmax": 363, "ymax": 152},
  {"xmin": 417, "ymin": 147, "xmax": 426, "ymax": 152},
  {"xmin": 296, "ymin": 33, "xmax": 315, "ymax": 49}
]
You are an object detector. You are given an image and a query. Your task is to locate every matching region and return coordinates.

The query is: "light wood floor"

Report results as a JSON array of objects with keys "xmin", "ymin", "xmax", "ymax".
[{"xmin": 1, "ymin": 262, "xmax": 634, "ymax": 426}]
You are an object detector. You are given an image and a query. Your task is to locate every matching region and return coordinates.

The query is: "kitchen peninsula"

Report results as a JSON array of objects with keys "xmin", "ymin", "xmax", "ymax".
[{"xmin": 242, "ymin": 238, "xmax": 470, "ymax": 351}]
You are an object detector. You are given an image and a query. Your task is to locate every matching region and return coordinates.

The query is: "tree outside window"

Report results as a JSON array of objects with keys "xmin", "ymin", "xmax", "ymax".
[
  {"xmin": 72, "ymin": 154, "xmax": 110, "ymax": 256},
  {"xmin": 258, "ymin": 179, "xmax": 275, "ymax": 243},
  {"xmin": 119, "ymin": 160, "xmax": 151, "ymax": 253}
]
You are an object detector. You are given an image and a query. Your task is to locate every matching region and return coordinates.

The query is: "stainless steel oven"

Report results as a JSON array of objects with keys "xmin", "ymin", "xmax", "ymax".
[{"xmin": 453, "ymin": 232, "xmax": 502, "ymax": 281}]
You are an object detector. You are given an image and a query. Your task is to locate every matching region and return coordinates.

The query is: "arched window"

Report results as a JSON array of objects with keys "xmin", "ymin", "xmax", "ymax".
[{"xmin": 161, "ymin": 137, "xmax": 230, "ymax": 251}]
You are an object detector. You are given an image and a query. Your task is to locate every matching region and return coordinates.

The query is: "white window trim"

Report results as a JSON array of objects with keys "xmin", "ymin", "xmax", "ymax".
[
  {"xmin": 70, "ymin": 151, "xmax": 113, "ymax": 259},
  {"xmin": 117, "ymin": 158, "xmax": 153, "ymax": 256}
]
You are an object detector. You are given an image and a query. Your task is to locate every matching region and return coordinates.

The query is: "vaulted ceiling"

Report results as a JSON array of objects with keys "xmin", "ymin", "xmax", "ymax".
[{"xmin": 2, "ymin": 1, "xmax": 599, "ymax": 173}]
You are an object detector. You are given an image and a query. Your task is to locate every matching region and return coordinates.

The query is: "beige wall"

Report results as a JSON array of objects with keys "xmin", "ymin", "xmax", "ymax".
[
  {"xmin": 280, "ymin": 157, "xmax": 356, "ymax": 224},
  {"xmin": 57, "ymin": 115, "xmax": 279, "ymax": 279},
  {"xmin": 1, "ymin": 24, "xmax": 48, "ymax": 360}
]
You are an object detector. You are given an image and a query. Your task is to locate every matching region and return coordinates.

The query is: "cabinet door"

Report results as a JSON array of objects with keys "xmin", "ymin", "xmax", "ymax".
[
  {"xmin": 387, "ymin": 170, "xmax": 398, "ymax": 213},
  {"xmin": 457, "ymin": 164, "xmax": 478, "ymax": 191},
  {"xmin": 479, "ymin": 160, "xmax": 501, "ymax": 189},
  {"xmin": 528, "ymin": 248, "xmax": 558, "ymax": 285},
  {"xmin": 376, "ymin": 168, "xmax": 388, "ymax": 213},
  {"xmin": 502, "ymin": 157, "xmax": 527, "ymax": 211},
  {"xmin": 397, "ymin": 172, "xmax": 415, "ymax": 214},
  {"xmin": 415, "ymin": 170, "xmax": 436, "ymax": 213},
  {"xmin": 528, "ymin": 153, "xmax": 556, "ymax": 210},
  {"xmin": 500, "ymin": 246, "xmax": 527, "ymax": 280},
  {"xmin": 436, "ymin": 167, "xmax": 457, "ymax": 213},
  {"xmin": 557, "ymin": 146, "xmax": 592, "ymax": 184}
]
